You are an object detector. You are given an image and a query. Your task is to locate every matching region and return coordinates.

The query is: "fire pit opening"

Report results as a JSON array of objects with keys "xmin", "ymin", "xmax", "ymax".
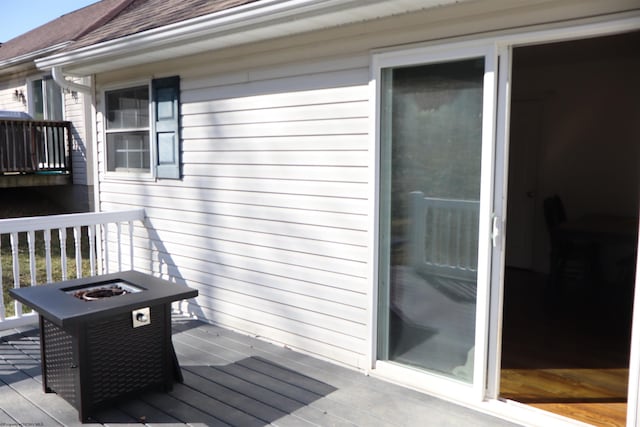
[{"xmin": 63, "ymin": 281, "xmax": 143, "ymax": 301}]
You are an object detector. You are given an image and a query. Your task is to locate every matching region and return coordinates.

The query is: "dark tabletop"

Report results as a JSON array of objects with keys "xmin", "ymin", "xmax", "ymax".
[{"xmin": 9, "ymin": 270, "xmax": 198, "ymax": 328}]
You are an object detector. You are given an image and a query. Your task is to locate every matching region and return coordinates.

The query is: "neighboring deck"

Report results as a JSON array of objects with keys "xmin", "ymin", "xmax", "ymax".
[{"xmin": 0, "ymin": 316, "xmax": 520, "ymax": 427}]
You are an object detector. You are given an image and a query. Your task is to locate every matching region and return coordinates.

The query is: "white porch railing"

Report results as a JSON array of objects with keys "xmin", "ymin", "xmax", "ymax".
[{"xmin": 0, "ymin": 209, "xmax": 145, "ymax": 329}]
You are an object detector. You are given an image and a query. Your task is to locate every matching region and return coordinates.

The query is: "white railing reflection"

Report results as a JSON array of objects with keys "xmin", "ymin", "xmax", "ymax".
[{"xmin": 0, "ymin": 209, "xmax": 145, "ymax": 328}]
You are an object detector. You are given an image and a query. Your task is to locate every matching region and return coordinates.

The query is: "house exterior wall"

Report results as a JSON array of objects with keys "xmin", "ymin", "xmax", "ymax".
[
  {"xmin": 0, "ymin": 74, "xmax": 28, "ymax": 113},
  {"xmin": 93, "ymin": 0, "xmax": 640, "ymax": 368}
]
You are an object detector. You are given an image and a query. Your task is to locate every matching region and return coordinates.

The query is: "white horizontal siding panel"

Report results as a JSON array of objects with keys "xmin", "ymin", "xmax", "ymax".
[
  {"xmin": 135, "ymin": 229, "xmax": 368, "ymax": 277},
  {"xmin": 182, "ymin": 54, "xmax": 368, "ymax": 90},
  {"xmin": 128, "ymin": 224, "xmax": 368, "ymax": 278},
  {"xmin": 156, "ymin": 257, "xmax": 366, "ymax": 309},
  {"xmin": 182, "ymin": 85, "xmax": 368, "ymax": 115},
  {"xmin": 181, "ymin": 68, "xmax": 367, "ymax": 104},
  {"xmin": 178, "ymin": 177, "xmax": 369, "ymax": 198},
  {"xmin": 194, "ymin": 304, "xmax": 365, "ymax": 366},
  {"xmin": 184, "ymin": 134, "xmax": 369, "ymax": 151},
  {"xmin": 182, "ymin": 118, "xmax": 367, "ymax": 139},
  {"xmin": 183, "ymin": 164, "xmax": 368, "ymax": 182},
  {"xmin": 102, "ymin": 202, "xmax": 366, "ymax": 246},
  {"xmin": 248, "ymin": 54, "xmax": 369, "ymax": 83},
  {"xmin": 100, "ymin": 193, "xmax": 367, "ymax": 230},
  {"xmin": 183, "ymin": 101, "xmax": 367, "ymax": 126},
  {"xmin": 139, "ymin": 243, "xmax": 368, "ymax": 294},
  {"xmin": 102, "ymin": 182, "xmax": 367, "ymax": 214},
  {"xmin": 143, "ymin": 219, "xmax": 367, "ymax": 261},
  {"xmin": 182, "ymin": 150, "xmax": 367, "ymax": 167},
  {"xmin": 194, "ymin": 297, "xmax": 365, "ymax": 354},
  {"xmin": 193, "ymin": 281, "xmax": 366, "ymax": 334}
]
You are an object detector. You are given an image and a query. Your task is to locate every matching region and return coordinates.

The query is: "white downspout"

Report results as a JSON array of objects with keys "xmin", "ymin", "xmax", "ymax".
[{"xmin": 51, "ymin": 66, "xmax": 91, "ymax": 94}]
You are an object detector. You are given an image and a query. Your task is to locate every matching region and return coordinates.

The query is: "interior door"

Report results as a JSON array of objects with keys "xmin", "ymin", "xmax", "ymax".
[{"xmin": 375, "ymin": 42, "xmax": 497, "ymax": 397}]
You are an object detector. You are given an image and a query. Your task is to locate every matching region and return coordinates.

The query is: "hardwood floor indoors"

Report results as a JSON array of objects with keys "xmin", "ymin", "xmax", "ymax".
[{"xmin": 500, "ymin": 268, "xmax": 634, "ymax": 426}]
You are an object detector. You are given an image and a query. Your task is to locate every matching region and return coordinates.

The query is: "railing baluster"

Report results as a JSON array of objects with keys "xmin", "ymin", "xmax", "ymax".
[
  {"xmin": 103, "ymin": 223, "xmax": 110, "ymax": 274},
  {"xmin": 73, "ymin": 226, "xmax": 82, "ymax": 278},
  {"xmin": 44, "ymin": 229, "xmax": 52, "ymax": 283},
  {"xmin": 27, "ymin": 230, "xmax": 37, "ymax": 286},
  {"xmin": 117, "ymin": 222, "xmax": 122, "ymax": 271},
  {"xmin": 10, "ymin": 232, "xmax": 21, "ymax": 317},
  {"xmin": 88, "ymin": 224, "xmax": 96, "ymax": 276},
  {"xmin": 129, "ymin": 220, "xmax": 134, "ymax": 270},
  {"xmin": 59, "ymin": 228, "xmax": 68, "ymax": 281}
]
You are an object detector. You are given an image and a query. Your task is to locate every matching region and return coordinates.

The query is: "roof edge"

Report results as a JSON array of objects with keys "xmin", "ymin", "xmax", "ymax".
[
  {"xmin": 35, "ymin": 0, "xmax": 431, "ymax": 73},
  {"xmin": 0, "ymin": 42, "xmax": 71, "ymax": 71}
]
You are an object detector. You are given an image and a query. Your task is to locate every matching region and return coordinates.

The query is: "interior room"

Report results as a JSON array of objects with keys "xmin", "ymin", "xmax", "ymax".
[{"xmin": 500, "ymin": 31, "xmax": 640, "ymax": 426}]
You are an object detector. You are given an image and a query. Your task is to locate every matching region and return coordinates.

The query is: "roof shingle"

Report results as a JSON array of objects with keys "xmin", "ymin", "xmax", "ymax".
[
  {"xmin": 65, "ymin": 0, "xmax": 259, "ymax": 52},
  {"xmin": 0, "ymin": 0, "xmax": 133, "ymax": 64}
]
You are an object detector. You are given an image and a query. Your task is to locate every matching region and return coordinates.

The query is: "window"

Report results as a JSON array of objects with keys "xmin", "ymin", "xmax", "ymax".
[
  {"xmin": 106, "ymin": 86, "xmax": 150, "ymax": 172},
  {"xmin": 30, "ymin": 76, "xmax": 63, "ymax": 121},
  {"xmin": 104, "ymin": 76, "xmax": 180, "ymax": 178}
]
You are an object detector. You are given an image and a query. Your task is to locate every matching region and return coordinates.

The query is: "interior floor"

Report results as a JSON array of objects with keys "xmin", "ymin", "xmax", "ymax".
[{"xmin": 500, "ymin": 268, "xmax": 633, "ymax": 426}]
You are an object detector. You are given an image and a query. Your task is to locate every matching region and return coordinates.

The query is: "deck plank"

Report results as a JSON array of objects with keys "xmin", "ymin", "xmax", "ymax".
[{"xmin": 0, "ymin": 317, "xmax": 520, "ymax": 427}]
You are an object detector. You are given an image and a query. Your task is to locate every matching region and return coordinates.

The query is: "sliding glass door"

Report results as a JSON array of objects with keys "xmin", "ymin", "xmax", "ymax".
[{"xmin": 375, "ymin": 42, "xmax": 497, "ymax": 394}]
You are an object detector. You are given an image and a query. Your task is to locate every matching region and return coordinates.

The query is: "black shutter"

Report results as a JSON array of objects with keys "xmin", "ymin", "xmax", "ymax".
[{"xmin": 153, "ymin": 76, "xmax": 180, "ymax": 179}]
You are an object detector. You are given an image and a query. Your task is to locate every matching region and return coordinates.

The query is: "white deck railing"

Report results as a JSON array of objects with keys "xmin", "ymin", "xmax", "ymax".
[{"xmin": 0, "ymin": 209, "xmax": 145, "ymax": 329}]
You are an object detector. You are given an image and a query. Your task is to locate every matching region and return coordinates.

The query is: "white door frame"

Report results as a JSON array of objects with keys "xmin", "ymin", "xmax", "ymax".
[
  {"xmin": 370, "ymin": 38, "xmax": 499, "ymax": 403},
  {"xmin": 368, "ymin": 11, "xmax": 640, "ymax": 427}
]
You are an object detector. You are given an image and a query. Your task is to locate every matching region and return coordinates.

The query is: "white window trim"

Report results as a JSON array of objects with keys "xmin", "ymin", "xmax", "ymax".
[{"xmin": 101, "ymin": 80, "xmax": 155, "ymax": 181}]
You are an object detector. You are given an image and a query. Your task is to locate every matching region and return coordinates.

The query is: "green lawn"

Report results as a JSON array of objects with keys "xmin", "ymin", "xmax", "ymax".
[{"xmin": 1, "ymin": 229, "xmax": 92, "ymax": 318}]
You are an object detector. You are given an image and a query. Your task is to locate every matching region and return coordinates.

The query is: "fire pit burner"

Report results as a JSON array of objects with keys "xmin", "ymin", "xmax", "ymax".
[{"xmin": 66, "ymin": 281, "xmax": 142, "ymax": 301}]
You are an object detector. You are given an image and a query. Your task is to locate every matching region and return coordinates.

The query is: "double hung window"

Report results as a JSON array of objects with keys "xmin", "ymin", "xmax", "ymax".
[{"xmin": 104, "ymin": 76, "xmax": 180, "ymax": 178}]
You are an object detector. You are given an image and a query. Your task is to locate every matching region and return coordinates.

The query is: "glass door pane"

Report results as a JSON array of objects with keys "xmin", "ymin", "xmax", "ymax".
[{"xmin": 378, "ymin": 58, "xmax": 485, "ymax": 382}]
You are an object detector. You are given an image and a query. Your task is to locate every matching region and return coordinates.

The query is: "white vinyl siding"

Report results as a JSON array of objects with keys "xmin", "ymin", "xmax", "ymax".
[
  {"xmin": 63, "ymin": 83, "xmax": 91, "ymax": 186},
  {"xmin": 96, "ymin": 56, "xmax": 370, "ymax": 366}
]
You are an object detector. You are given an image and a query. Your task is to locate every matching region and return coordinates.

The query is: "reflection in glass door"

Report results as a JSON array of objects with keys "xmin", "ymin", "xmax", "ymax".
[{"xmin": 378, "ymin": 58, "xmax": 485, "ymax": 382}]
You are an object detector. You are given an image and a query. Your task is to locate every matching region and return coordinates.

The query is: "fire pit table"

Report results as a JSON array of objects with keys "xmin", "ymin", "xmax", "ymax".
[{"xmin": 9, "ymin": 270, "xmax": 198, "ymax": 422}]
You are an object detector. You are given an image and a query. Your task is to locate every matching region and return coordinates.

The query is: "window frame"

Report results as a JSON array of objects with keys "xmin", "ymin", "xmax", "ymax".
[
  {"xmin": 103, "ymin": 80, "xmax": 154, "ymax": 179},
  {"xmin": 26, "ymin": 74, "xmax": 64, "ymax": 121}
]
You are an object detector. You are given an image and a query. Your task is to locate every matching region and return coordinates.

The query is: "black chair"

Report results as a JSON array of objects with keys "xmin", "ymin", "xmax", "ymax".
[{"xmin": 543, "ymin": 195, "xmax": 598, "ymax": 291}]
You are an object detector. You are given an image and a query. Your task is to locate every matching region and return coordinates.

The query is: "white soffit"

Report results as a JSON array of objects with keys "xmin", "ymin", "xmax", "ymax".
[{"xmin": 35, "ymin": 0, "xmax": 466, "ymax": 75}]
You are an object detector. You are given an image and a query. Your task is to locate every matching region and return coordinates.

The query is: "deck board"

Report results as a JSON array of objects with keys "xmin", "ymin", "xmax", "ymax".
[{"xmin": 0, "ymin": 317, "xmax": 519, "ymax": 426}]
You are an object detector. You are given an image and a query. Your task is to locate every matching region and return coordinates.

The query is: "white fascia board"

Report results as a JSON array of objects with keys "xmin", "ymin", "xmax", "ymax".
[
  {"xmin": 35, "ymin": 0, "xmax": 460, "ymax": 74},
  {"xmin": 0, "ymin": 42, "xmax": 71, "ymax": 73}
]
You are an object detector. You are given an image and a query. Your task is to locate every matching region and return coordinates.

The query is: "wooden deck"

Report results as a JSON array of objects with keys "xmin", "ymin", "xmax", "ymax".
[{"xmin": 0, "ymin": 316, "xmax": 519, "ymax": 427}]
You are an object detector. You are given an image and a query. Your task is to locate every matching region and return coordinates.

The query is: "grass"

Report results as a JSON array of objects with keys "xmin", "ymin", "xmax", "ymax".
[{"xmin": 1, "ymin": 228, "xmax": 92, "ymax": 318}]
